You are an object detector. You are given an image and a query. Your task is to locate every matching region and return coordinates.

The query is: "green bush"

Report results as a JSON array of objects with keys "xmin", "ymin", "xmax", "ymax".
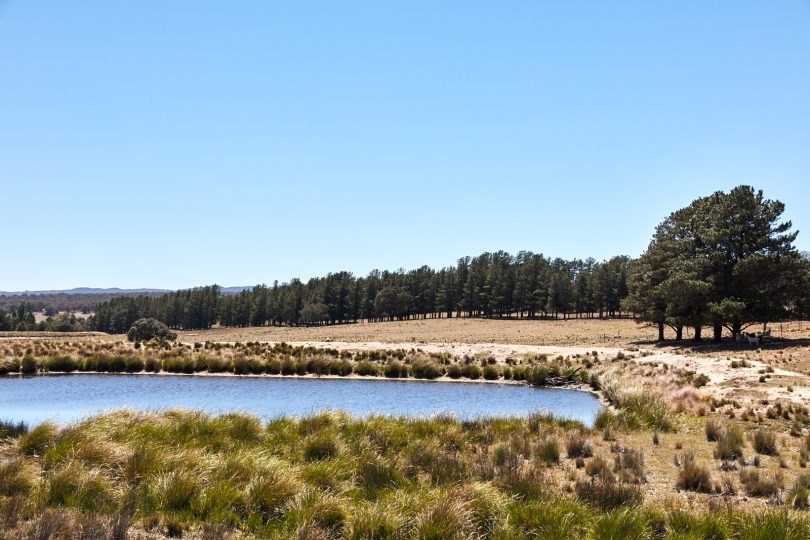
[
  {"xmin": 280, "ymin": 358, "xmax": 296, "ymax": 375},
  {"xmin": 266, "ymin": 359, "xmax": 282, "ymax": 374},
  {"xmin": 126, "ymin": 318, "xmax": 176, "ymax": 342}
]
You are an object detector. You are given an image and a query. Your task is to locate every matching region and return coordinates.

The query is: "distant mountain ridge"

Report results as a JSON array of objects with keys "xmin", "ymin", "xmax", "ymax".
[{"xmin": 0, "ymin": 286, "xmax": 252, "ymax": 297}]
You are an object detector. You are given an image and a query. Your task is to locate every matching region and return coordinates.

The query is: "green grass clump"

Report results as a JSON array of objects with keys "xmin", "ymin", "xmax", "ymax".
[
  {"xmin": 44, "ymin": 355, "xmax": 78, "ymax": 373},
  {"xmin": 18, "ymin": 422, "xmax": 58, "ymax": 455},
  {"xmin": 534, "ymin": 438, "xmax": 560, "ymax": 465},
  {"xmin": 411, "ymin": 360, "xmax": 444, "ymax": 380}
]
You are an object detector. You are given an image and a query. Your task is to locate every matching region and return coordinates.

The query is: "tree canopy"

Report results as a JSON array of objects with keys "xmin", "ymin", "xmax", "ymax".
[{"xmin": 625, "ymin": 186, "xmax": 807, "ymax": 341}]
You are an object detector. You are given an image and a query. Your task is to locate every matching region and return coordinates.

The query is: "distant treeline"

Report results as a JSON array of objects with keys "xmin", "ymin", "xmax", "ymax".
[
  {"xmin": 0, "ymin": 292, "xmax": 164, "ymax": 315},
  {"xmin": 90, "ymin": 252, "xmax": 633, "ymax": 333}
]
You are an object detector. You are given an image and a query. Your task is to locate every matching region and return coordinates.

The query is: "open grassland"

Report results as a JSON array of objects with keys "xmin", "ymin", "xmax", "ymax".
[{"xmin": 4, "ymin": 318, "xmax": 810, "ymax": 538}]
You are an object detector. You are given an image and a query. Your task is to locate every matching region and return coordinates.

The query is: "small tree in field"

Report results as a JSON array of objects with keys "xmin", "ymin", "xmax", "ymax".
[{"xmin": 127, "ymin": 318, "xmax": 177, "ymax": 342}]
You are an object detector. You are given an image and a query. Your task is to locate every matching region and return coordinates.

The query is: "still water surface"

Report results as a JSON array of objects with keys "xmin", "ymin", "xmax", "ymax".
[{"xmin": 0, "ymin": 374, "xmax": 601, "ymax": 426}]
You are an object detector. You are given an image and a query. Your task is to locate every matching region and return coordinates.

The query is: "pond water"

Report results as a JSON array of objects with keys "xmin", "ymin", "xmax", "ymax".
[{"xmin": 0, "ymin": 374, "xmax": 602, "ymax": 426}]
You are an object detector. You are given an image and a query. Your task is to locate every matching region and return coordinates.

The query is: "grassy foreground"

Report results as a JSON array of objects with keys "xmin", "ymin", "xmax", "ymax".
[{"xmin": 1, "ymin": 410, "xmax": 809, "ymax": 539}]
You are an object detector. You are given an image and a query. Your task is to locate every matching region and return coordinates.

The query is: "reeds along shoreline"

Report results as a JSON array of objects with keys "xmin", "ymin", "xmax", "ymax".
[
  {"xmin": 0, "ymin": 339, "xmax": 679, "ymax": 433},
  {"xmin": 0, "ymin": 340, "xmax": 583, "ymax": 386},
  {"xmin": 1, "ymin": 409, "xmax": 809, "ymax": 539}
]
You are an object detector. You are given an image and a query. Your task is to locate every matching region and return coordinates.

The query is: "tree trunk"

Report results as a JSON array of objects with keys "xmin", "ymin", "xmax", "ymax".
[
  {"xmin": 675, "ymin": 326, "xmax": 683, "ymax": 341},
  {"xmin": 693, "ymin": 325, "xmax": 702, "ymax": 342},
  {"xmin": 658, "ymin": 322, "xmax": 665, "ymax": 341},
  {"xmin": 713, "ymin": 324, "xmax": 723, "ymax": 342}
]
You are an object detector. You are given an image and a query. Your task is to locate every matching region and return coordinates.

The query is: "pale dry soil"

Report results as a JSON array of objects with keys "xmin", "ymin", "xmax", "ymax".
[{"xmin": 175, "ymin": 318, "xmax": 810, "ymax": 410}]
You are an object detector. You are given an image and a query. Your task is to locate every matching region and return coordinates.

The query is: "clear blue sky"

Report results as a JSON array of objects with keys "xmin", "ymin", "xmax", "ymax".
[{"xmin": 1, "ymin": 1, "xmax": 809, "ymax": 291}]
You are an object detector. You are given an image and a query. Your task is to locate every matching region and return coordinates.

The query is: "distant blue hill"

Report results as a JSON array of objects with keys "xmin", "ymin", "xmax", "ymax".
[{"xmin": 0, "ymin": 286, "xmax": 252, "ymax": 297}]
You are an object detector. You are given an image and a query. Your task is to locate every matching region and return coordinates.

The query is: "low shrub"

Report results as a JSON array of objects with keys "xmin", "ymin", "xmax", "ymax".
[{"xmin": 0, "ymin": 419, "xmax": 28, "ymax": 439}]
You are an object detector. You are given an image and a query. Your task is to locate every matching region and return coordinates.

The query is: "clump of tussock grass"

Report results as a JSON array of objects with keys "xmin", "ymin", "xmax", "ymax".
[
  {"xmin": 789, "ymin": 473, "xmax": 810, "ymax": 510},
  {"xmin": 534, "ymin": 437, "xmax": 560, "ymax": 465},
  {"xmin": 752, "ymin": 428, "xmax": 779, "ymax": 456},
  {"xmin": 739, "ymin": 468, "xmax": 784, "ymax": 498},
  {"xmin": 0, "ymin": 459, "xmax": 36, "ymax": 497},
  {"xmin": 593, "ymin": 507, "xmax": 652, "ymax": 538},
  {"xmin": 705, "ymin": 418, "xmax": 723, "ymax": 442},
  {"xmin": 413, "ymin": 489, "xmax": 477, "ymax": 540},
  {"xmin": 18, "ymin": 421, "xmax": 58, "ymax": 456},
  {"xmin": 152, "ymin": 469, "xmax": 201, "ymax": 513},
  {"xmin": 566, "ymin": 435, "xmax": 593, "ymax": 458},
  {"xmin": 508, "ymin": 497, "xmax": 593, "ymax": 538},
  {"xmin": 244, "ymin": 468, "xmax": 301, "ymax": 523},
  {"xmin": 346, "ymin": 500, "xmax": 403, "ymax": 539},
  {"xmin": 676, "ymin": 452, "xmax": 713, "ymax": 493},
  {"xmin": 613, "ymin": 447, "xmax": 646, "ymax": 483},
  {"xmin": 43, "ymin": 462, "xmax": 117, "ymax": 512},
  {"xmin": 596, "ymin": 371, "xmax": 676, "ymax": 432},
  {"xmin": 284, "ymin": 488, "xmax": 348, "ymax": 536},
  {"xmin": 303, "ymin": 434, "xmax": 339, "ymax": 462},
  {"xmin": 713, "ymin": 424, "xmax": 746, "ymax": 461}
]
